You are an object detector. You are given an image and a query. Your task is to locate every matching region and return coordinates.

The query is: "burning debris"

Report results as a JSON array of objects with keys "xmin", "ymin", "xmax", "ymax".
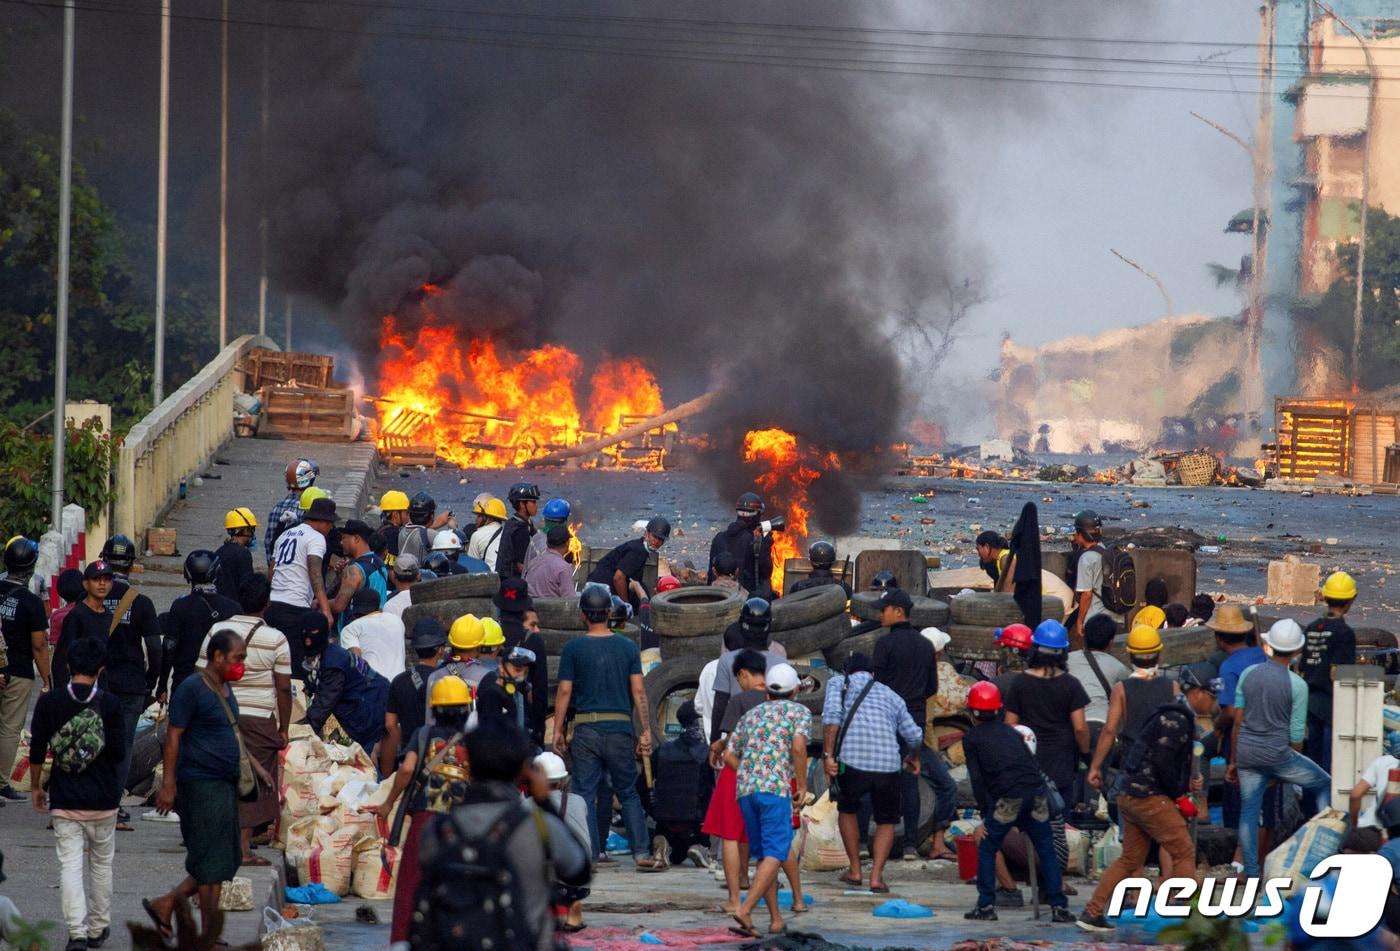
[{"xmin": 741, "ymin": 428, "xmax": 839, "ymax": 593}]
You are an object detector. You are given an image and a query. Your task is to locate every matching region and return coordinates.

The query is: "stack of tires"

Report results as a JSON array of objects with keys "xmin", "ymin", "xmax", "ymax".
[
  {"xmin": 942, "ymin": 592, "xmax": 1066, "ymax": 662},
  {"xmin": 400, "ymin": 572, "xmax": 498, "ymax": 632},
  {"xmin": 823, "ymin": 592, "xmax": 950, "ymax": 671},
  {"xmin": 531, "ymin": 596, "xmax": 640, "ymax": 654}
]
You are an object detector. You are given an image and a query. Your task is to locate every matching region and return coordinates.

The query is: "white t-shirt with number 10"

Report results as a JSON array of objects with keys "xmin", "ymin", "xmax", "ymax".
[{"xmin": 269, "ymin": 523, "xmax": 327, "ymax": 608}]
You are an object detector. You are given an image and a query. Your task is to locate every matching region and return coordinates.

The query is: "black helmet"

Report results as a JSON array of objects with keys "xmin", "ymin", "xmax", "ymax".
[
  {"xmin": 423, "ymin": 552, "xmax": 452, "ymax": 576},
  {"xmin": 580, "ymin": 584, "xmax": 612, "ymax": 622},
  {"xmin": 183, "ymin": 549, "xmax": 219, "ymax": 586},
  {"xmin": 739, "ymin": 597, "xmax": 773, "ymax": 636},
  {"xmin": 608, "ymin": 595, "xmax": 633, "ymax": 627},
  {"xmin": 644, "ymin": 516, "xmax": 671, "ymax": 543},
  {"xmin": 870, "ymin": 570, "xmax": 898, "ymax": 591},
  {"xmin": 1073, "ymin": 509, "xmax": 1102, "ymax": 537},
  {"xmin": 408, "ymin": 491, "xmax": 436, "ymax": 526},
  {"xmin": 808, "ymin": 540, "xmax": 836, "ymax": 569},
  {"xmin": 101, "ymin": 534, "xmax": 137, "ymax": 572},
  {"xmin": 508, "ymin": 482, "xmax": 541, "ymax": 505},
  {"xmin": 2, "ymin": 536, "xmax": 37, "ymax": 575},
  {"xmin": 736, "ymin": 492, "xmax": 764, "ymax": 518}
]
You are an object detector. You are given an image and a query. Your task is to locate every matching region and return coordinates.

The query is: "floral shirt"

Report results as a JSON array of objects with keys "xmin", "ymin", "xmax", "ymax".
[{"xmin": 729, "ymin": 698, "xmax": 812, "ymax": 799}]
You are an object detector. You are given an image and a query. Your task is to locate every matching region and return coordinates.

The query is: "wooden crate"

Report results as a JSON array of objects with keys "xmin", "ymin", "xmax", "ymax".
[
  {"xmin": 256, "ymin": 386, "xmax": 356, "ymax": 441},
  {"xmin": 1351, "ymin": 409, "xmax": 1398, "ymax": 485},
  {"xmin": 240, "ymin": 348, "xmax": 334, "ymax": 391},
  {"xmin": 1275, "ymin": 398, "xmax": 1350, "ymax": 479}
]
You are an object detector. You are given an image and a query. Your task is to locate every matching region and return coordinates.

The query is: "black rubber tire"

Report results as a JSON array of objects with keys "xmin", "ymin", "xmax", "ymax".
[
  {"xmin": 1107, "ymin": 625, "xmax": 1218, "ymax": 668},
  {"xmin": 402, "ymin": 598, "xmax": 496, "ymax": 633},
  {"xmin": 650, "ymin": 587, "xmax": 745, "ymax": 637},
  {"xmin": 792, "ymin": 666, "xmax": 832, "ymax": 717},
  {"xmin": 849, "ymin": 592, "xmax": 950, "ymax": 628},
  {"xmin": 770, "ymin": 586, "xmax": 847, "ymax": 632},
  {"xmin": 539, "ymin": 623, "xmax": 639, "ymax": 655},
  {"xmin": 773, "ymin": 613, "xmax": 852, "ymax": 657},
  {"xmin": 948, "ymin": 592, "xmax": 1062, "ymax": 628},
  {"xmin": 643, "ymin": 656, "xmax": 708, "ymax": 740},
  {"xmin": 658, "ymin": 632, "xmax": 725, "ymax": 662},
  {"xmin": 533, "ymin": 596, "xmax": 585, "ymax": 631},
  {"xmin": 944, "ymin": 624, "xmax": 1002, "ymax": 662},
  {"xmin": 411, "ymin": 572, "xmax": 499, "ymax": 603},
  {"xmin": 822, "ymin": 630, "xmax": 883, "ymax": 672},
  {"xmin": 125, "ymin": 721, "xmax": 167, "ymax": 794}
]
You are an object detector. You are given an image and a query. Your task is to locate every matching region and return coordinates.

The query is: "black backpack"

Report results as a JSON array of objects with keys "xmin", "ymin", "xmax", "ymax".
[
  {"xmin": 412, "ymin": 799, "xmax": 566, "ymax": 951},
  {"xmin": 1092, "ymin": 543, "xmax": 1137, "ymax": 615}
]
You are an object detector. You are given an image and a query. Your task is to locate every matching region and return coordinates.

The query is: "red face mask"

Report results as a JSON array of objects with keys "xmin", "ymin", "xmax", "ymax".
[{"xmin": 224, "ymin": 662, "xmax": 246, "ymax": 683}]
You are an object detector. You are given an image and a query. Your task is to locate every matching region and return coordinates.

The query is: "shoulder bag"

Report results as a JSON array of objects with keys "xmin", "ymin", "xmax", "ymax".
[
  {"xmin": 206, "ymin": 680, "xmax": 258, "ymax": 801},
  {"xmin": 827, "ymin": 674, "xmax": 876, "ymax": 800}
]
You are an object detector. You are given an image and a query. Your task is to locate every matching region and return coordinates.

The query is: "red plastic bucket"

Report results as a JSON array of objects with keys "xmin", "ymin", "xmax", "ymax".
[{"xmin": 955, "ymin": 834, "xmax": 979, "ymax": 881}]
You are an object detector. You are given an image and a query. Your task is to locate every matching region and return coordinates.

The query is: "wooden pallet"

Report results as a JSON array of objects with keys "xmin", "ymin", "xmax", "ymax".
[
  {"xmin": 240, "ymin": 348, "xmax": 335, "ymax": 391},
  {"xmin": 256, "ymin": 385, "xmax": 356, "ymax": 441}
]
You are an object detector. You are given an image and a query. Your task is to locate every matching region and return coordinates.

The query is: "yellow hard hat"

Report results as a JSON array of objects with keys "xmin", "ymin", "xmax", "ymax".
[
  {"xmin": 379, "ymin": 490, "xmax": 410, "ymax": 513},
  {"xmin": 429, "ymin": 675, "xmax": 473, "ymax": 708},
  {"xmin": 482, "ymin": 497, "xmax": 507, "ymax": 521},
  {"xmin": 471, "ymin": 492, "xmax": 493, "ymax": 516},
  {"xmin": 448, "ymin": 614, "xmax": 485, "ymax": 651},
  {"xmin": 480, "ymin": 616, "xmax": 505, "ymax": 648},
  {"xmin": 1321, "ymin": 571, "xmax": 1358, "ymax": 601},
  {"xmin": 1126, "ymin": 624, "xmax": 1163, "ymax": 655},
  {"xmin": 1134, "ymin": 605, "xmax": 1166, "ymax": 631},
  {"xmin": 299, "ymin": 486, "xmax": 330, "ymax": 511},
  {"xmin": 224, "ymin": 507, "xmax": 257, "ymax": 531}
]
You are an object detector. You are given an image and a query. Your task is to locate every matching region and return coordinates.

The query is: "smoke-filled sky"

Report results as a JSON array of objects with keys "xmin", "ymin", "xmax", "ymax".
[{"xmin": 1, "ymin": 0, "xmax": 1260, "ymax": 464}]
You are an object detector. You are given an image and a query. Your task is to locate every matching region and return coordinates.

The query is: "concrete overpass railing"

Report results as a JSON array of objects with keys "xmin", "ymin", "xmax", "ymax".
[{"xmin": 114, "ymin": 334, "xmax": 277, "ymax": 544}]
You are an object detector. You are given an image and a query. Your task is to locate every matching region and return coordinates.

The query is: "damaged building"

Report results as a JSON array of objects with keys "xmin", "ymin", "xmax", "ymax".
[{"xmin": 995, "ymin": 313, "xmax": 1251, "ymax": 455}]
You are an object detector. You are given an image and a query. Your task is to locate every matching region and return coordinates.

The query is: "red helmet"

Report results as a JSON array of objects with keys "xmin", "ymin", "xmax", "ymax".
[
  {"xmin": 968, "ymin": 681, "xmax": 1003, "ymax": 712},
  {"xmin": 996, "ymin": 623, "xmax": 1033, "ymax": 652},
  {"xmin": 656, "ymin": 575, "xmax": 683, "ymax": 593}
]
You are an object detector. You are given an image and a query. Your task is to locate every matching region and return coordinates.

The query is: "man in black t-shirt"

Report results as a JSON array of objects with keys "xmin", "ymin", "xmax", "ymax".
[
  {"xmin": 159, "ymin": 552, "xmax": 240, "ymax": 701},
  {"xmin": 495, "ymin": 579, "xmax": 548, "ymax": 746},
  {"xmin": 496, "ymin": 482, "xmax": 540, "ymax": 580},
  {"xmin": 1299, "ymin": 571, "xmax": 1359, "ymax": 812},
  {"xmin": 476, "ymin": 645, "xmax": 538, "ymax": 741},
  {"xmin": 380, "ymin": 619, "xmax": 446, "ymax": 778},
  {"xmin": 215, "ymin": 508, "xmax": 258, "ymax": 602},
  {"xmin": 0, "ymin": 536, "xmax": 49, "ymax": 801},
  {"xmin": 587, "ymin": 518, "xmax": 670, "ymax": 608}
]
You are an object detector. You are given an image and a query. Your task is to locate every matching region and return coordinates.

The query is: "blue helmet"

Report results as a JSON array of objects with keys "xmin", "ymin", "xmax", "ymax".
[
  {"xmin": 1031, "ymin": 619, "xmax": 1069, "ymax": 650},
  {"xmin": 542, "ymin": 498, "xmax": 571, "ymax": 522}
]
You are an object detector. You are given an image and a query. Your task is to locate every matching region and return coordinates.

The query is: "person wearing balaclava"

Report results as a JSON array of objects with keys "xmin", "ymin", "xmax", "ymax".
[{"xmin": 298, "ymin": 613, "xmax": 390, "ymax": 756}]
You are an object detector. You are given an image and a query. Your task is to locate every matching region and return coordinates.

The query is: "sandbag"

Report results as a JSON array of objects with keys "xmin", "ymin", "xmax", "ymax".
[
  {"xmin": 929, "ymin": 660, "xmax": 970, "ymax": 719},
  {"xmin": 1263, "ymin": 807, "xmax": 1348, "ymax": 889},
  {"xmin": 281, "ymin": 735, "xmax": 333, "ymax": 801},
  {"xmin": 290, "ymin": 823, "xmax": 355, "ymax": 896},
  {"xmin": 193, "ymin": 877, "xmax": 254, "ymax": 912},
  {"xmin": 798, "ymin": 791, "xmax": 848, "ymax": 872},
  {"xmin": 1064, "ymin": 825, "xmax": 1088, "ymax": 876},
  {"xmin": 351, "ymin": 831, "xmax": 403, "ymax": 900}
]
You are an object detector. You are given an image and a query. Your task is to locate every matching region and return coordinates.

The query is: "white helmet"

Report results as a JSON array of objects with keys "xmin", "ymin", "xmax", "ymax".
[
  {"xmin": 534, "ymin": 751, "xmax": 569, "ymax": 781},
  {"xmin": 432, "ymin": 531, "xmax": 463, "ymax": 554},
  {"xmin": 1264, "ymin": 618, "xmax": 1305, "ymax": 654},
  {"xmin": 1013, "ymin": 724, "xmax": 1037, "ymax": 755}
]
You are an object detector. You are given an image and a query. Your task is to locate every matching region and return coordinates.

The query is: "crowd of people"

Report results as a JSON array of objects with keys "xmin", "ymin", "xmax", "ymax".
[{"xmin": 0, "ymin": 461, "xmax": 1396, "ymax": 948}]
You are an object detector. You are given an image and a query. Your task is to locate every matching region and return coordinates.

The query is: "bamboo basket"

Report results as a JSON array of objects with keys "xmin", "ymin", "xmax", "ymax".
[{"xmin": 1176, "ymin": 451, "xmax": 1218, "ymax": 487}]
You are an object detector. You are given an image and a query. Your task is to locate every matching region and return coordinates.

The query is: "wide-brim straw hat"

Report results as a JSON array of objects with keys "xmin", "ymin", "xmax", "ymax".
[{"xmin": 1206, "ymin": 603, "xmax": 1252, "ymax": 634}]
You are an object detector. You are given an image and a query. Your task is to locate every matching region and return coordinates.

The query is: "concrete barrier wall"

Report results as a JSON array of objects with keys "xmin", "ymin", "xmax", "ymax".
[{"xmin": 114, "ymin": 334, "xmax": 277, "ymax": 543}]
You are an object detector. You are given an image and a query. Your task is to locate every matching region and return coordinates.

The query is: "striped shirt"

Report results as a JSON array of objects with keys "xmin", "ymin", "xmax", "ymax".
[{"xmin": 197, "ymin": 615, "xmax": 291, "ymax": 720}]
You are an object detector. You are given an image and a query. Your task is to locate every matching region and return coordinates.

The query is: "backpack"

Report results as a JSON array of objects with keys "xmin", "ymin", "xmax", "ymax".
[
  {"xmin": 1093, "ymin": 543, "xmax": 1137, "ymax": 615},
  {"xmin": 1113, "ymin": 703, "xmax": 1193, "ymax": 799},
  {"xmin": 412, "ymin": 800, "xmax": 564, "ymax": 951},
  {"xmin": 49, "ymin": 692, "xmax": 107, "ymax": 774}
]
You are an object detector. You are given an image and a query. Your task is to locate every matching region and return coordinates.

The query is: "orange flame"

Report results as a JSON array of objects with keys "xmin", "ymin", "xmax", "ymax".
[
  {"xmin": 375, "ymin": 313, "xmax": 671, "ymax": 469},
  {"xmin": 742, "ymin": 428, "xmax": 839, "ymax": 594}
]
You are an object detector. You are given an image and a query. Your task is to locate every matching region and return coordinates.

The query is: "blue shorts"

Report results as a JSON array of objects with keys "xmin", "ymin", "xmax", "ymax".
[{"xmin": 738, "ymin": 792, "xmax": 794, "ymax": 862}]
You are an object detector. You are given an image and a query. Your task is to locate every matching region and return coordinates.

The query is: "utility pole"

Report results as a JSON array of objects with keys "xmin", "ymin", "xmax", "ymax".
[
  {"xmin": 258, "ymin": 0, "xmax": 268, "ymax": 338},
  {"xmin": 218, "ymin": 0, "xmax": 229, "ymax": 348},
  {"xmin": 1318, "ymin": 3, "xmax": 1377, "ymax": 392},
  {"xmin": 51, "ymin": 0, "xmax": 76, "ymax": 530},
  {"xmin": 154, "ymin": 0, "xmax": 170, "ymax": 405}
]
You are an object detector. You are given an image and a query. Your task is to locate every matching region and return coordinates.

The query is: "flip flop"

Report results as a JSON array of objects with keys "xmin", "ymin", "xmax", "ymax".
[
  {"xmin": 240, "ymin": 854, "xmax": 272, "ymax": 867},
  {"xmin": 869, "ymin": 883, "xmax": 891, "ymax": 894},
  {"xmin": 559, "ymin": 923, "xmax": 587, "ymax": 934},
  {"xmin": 115, "ymin": 822, "xmax": 135, "ymax": 832},
  {"xmin": 837, "ymin": 873, "xmax": 863, "ymax": 887},
  {"xmin": 728, "ymin": 921, "xmax": 760, "ymax": 939},
  {"xmin": 141, "ymin": 899, "xmax": 172, "ymax": 941},
  {"xmin": 789, "ymin": 904, "xmax": 809, "ymax": 915}
]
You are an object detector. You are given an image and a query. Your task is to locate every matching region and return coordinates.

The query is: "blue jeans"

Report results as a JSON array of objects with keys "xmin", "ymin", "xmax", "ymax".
[
  {"xmin": 570, "ymin": 725, "xmax": 649, "ymax": 858},
  {"xmin": 1238, "ymin": 750, "xmax": 1332, "ymax": 876},
  {"xmin": 900, "ymin": 747, "xmax": 957, "ymax": 852},
  {"xmin": 115, "ymin": 692, "xmax": 145, "ymax": 798},
  {"xmin": 977, "ymin": 796, "xmax": 1065, "ymax": 910}
]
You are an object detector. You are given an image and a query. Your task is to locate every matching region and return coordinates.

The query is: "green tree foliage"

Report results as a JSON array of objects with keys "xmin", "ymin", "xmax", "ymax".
[
  {"xmin": 1294, "ymin": 207, "xmax": 1400, "ymax": 390},
  {"xmin": 0, "ymin": 418, "xmax": 118, "ymax": 539},
  {"xmin": 0, "ymin": 109, "xmax": 218, "ymax": 428}
]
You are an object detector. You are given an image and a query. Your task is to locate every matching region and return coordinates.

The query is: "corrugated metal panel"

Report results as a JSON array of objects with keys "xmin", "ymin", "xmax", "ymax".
[{"xmin": 1298, "ymin": 83, "xmax": 1370, "ymax": 138}]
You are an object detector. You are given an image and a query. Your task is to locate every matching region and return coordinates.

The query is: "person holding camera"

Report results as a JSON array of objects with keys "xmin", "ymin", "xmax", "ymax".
[
  {"xmin": 822, "ymin": 652, "xmax": 922, "ymax": 893},
  {"xmin": 708, "ymin": 493, "xmax": 781, "ymax": 600}
]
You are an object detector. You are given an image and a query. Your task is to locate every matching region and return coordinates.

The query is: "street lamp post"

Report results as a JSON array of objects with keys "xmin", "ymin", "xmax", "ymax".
[
  {"xmin": 51, "ymin": 0, "xmax": 76, "ymax": 530},
  {"xmin": 154, "ymin": 0, "xmax": 170, "ymax": 405}
]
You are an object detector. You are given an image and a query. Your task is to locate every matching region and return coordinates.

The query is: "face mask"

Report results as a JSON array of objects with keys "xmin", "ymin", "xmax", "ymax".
[{"xmin": 224, "ymin": 662, "xmax": 247, "ymax": 683}]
